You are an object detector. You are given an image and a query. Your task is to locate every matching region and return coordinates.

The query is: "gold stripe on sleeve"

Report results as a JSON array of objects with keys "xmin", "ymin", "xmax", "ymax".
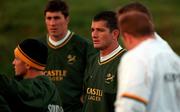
[{"xmin": 121, "ymin": 93, "xmax": 148, "ymax": 106}]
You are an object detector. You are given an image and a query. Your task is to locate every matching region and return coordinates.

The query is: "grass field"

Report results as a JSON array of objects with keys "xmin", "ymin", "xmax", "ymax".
[{"xmin": 0, "ymin": 0, "xmax": 180, "ymax": 74}]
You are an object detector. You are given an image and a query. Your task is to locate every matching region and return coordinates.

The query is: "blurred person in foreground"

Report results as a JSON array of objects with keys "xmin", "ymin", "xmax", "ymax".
[
  {"xmin": 38, "ymin": 0, "xmax": 96, "ymax": 112},
  {"xmin": 117, "ymin": 2, "xmax": 173, "ymax": 50},
  {"xmin": 82, "ymin": 11, "xmax": 126, "ymax": 112},
  {"xmin": 115, "ymin": 6, "xmax": 180, "ymax": 112},
  {"xmin": 0, "ymin": 39, "xmax": 63, "ymax": 112}
]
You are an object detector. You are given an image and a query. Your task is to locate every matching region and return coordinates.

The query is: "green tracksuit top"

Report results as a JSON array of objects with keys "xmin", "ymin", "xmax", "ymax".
[
  {"xmin": 83, "ymin": 49, "xmax": 126, "ymax": 112},
  {"xmin": 0, "ymin": 74, "xmax": 63, "ymax": 112},
  {"xmin": 39, "ymin": 32, "xmax": 97, "ymax": 112},
  {"xmin": 0, "ymin": 95, "xmax": 11, "ymax": 112}
]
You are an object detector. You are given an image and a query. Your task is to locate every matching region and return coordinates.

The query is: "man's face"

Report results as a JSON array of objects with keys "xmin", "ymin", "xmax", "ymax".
[
  {"xmin": 45, "ymin": 11, "xmax": 69, "ymax": 41},
  {"xmin": 12, "ymin": 56, "xmax": 27, "ymax": 76},
  {"xmin": 91, "ymin": 20, "xmax": 113, "ymax": 50}
]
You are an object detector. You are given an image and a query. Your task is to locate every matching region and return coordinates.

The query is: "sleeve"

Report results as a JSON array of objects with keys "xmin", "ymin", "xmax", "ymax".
[
  {"xmin": 115, "ymin": 55, "xmax": 150, "ymax": 112},
  {"xmin": 0, "ymin": 95, "xmax": 11, "ymax": 112},
  {"xmin": 0, "ymin": 74, "xmax": 17, "ymax": 96},
  {"xmin": 0, "ymin": 74, "xmax": 44, "ymax": 104},
  {"xmin": 0, "ymin": 74, "xmax": 57, "ymax": 109}
]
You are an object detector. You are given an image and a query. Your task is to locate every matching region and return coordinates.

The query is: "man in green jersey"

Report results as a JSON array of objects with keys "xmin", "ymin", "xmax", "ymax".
[
  {"xmin": 38, "ymin": 0, "xmax": 96, "ymax": 112},
  {"xmin": 83, "ymin": 11, "xmax": 126, "ymax": 112},
  {"xmin": 0, "ymin": 39, "xmax": 63, "ymax": 112}
]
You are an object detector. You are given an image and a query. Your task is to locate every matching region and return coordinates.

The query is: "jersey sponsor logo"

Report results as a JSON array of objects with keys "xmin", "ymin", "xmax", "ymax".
[
  {"xmin": 86, "ymin": 88, "xmax": 103, "ymax": 101},
  {"xmin": 164, "ymin": 73, "xmax": 180, "ymax": 82},
  {"xmin": 48, "ymin": 104, "xmax": 64, "ymax": 112},
  {"xmin": 44, "ymin": 70, "xmax": 67, "ymax": 81},
  {"xmin": 105, "ymin": 73, "xmax": 115, "ymax": 84},
  {"xmin": 67, "ymin": 54, "xmax": 76, "ymax": 64}
]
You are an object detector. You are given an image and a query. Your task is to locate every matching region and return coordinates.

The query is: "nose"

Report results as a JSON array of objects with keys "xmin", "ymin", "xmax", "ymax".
[
  {"xmin": 92, "ymin": 30, "xmax": 98, "ymax": 38},
  {"xmin": 12, "ymin": 59, "xmax": 16, "ymax": 65},
  {"xmin": 50, "ymin": 20, "xmax": 55, "ymax": 26},
  {"xmin": 49, "ymin": 18, "xmax": 56, "ymax": 26}
]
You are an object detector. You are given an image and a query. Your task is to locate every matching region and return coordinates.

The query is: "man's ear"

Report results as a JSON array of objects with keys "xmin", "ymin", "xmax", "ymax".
[
  {"xmin": 123, "ymin": 32, "xmax": 129, "ymax": 42},
  {"xmin": 121, "ymin": 32, "xmax": 134, "ymax": 50},
  {"xmin": 66, "ymin": 16, "xmax": 70, "ymax": 24},
  {"xmin": 123, "ymin": 32, "xmax": 133, "ymax": 43},
  {"xmin": 25, "ymin": 63, "xmax": 31, "ymax": 70},
  {"xmin": 112, "ymin": 29, "xmax": 120, "ymax": 40}
]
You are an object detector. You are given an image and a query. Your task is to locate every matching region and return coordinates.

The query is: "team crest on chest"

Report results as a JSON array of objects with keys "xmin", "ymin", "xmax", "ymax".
[
  {"xmin": 67, "ymin": 54, "xmax": 76, "ymax": 64},
  {"xmin": 105, "ymin": 73, "xmax": 115, "ymax": 84}
]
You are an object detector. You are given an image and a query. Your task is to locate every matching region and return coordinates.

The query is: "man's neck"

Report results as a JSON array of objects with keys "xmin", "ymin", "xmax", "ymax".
[
  {"xmin": 48, "ymin": 30, "xmax": 71, "ymax": 46},
  {"xmin": 100, "ymin": 45, "xmax": 122, "ymax": 62},
  {"xmin": 24, "ymin": 70, "xmax": 44, "ymax": 79},
  {"xmin": 135, "ymin": 34, "xmax": 155, "ymax": 47},
  {"xmin": 100, "ymin": 42, "xmax": 119, "ymax": 57},
  {"xmin": 49, "ymin": 30, "xmax": 68, "ymax": 42}
]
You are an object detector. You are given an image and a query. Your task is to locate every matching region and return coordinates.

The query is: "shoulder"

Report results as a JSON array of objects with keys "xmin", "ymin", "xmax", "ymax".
[
  {"xmin": 120, "ymin": 47, "xmax": 145, "ymax": 70},
  {"xmin": 35, "ymin": 76, "xmax": 55, "ymax": 87},
  {"xmin": 70, "ymin": 33, "xmax": 95, "ymax": 51},
  {"xmin": 120, "ymin": 39, "xmax": 161, "ymax": 67},
  {"xmin": 34, "ymin": 35, "xmax": 47, "ymax": 46},
  {"xmin": 71, "ymin": 33, "xmax": 91, "ymax": 44},
  {"xmin": 122, "ymin": 49, "xmax": 139, "ymax": 61},
  {"xmin": 118, "ymin": 48, "xmax": 127, "ymax": 57}
]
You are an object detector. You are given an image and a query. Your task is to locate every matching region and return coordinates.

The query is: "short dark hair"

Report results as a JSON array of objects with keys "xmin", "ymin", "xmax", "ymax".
[
  {"xmin": 118, "ymin": 2, "xmax": 152, "ymax": 20},
  {"xmin": 44, "ymin": 0, "xmax": 69, "ymax": 18},
  {"xmin": 119, "ymin": 12, "xmax": 154, "ymax": 37},
  {"xmin": 93, "ymin": 11, "xmax": 118, "ymax": 32}
]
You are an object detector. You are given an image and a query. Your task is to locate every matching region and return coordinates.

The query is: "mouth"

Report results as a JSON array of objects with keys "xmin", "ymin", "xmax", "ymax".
[
  {"xmin": 49, "ymin": 28, "xmax": 57, "ymax": 32},
  {"xmin": 93, "ymin": 40, "xmax": 100, "ymax": 44}
]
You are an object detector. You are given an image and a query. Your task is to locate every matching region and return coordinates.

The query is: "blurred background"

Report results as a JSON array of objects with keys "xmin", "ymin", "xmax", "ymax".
[{"xmin": 0, "ymin": 0, "xmax": 180, "ymax": 75}]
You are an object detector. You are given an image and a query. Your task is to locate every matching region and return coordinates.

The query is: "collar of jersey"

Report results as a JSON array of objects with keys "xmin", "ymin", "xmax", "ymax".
[
  {"xmin": 47, "ymin": 31, "xmax": 74, "ymax": 49},
  {"xmin": 98, "ymin": 46, "xmax": 126, "ymax": 65}
]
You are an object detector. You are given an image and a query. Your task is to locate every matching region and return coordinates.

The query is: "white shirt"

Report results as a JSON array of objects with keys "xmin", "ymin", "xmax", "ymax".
[
  {"xmin": 115, "ymin": 37, "xmax": 180, "ymax": 112},
  {"xmin": 100, "ymin": 45, "xmax": 123, "ymax": 62},
  {"xmin": 49, "ymin": 30, "xmax": 71, "ymax": 46}
]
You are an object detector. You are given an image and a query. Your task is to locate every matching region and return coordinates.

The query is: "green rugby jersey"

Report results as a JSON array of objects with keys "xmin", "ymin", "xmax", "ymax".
[
  {"xmin": 39, "ymin": 32, "xmax": 97, "ymax": 112},
  {"xmin": 0, "ymin": 74, "xmax": 63, "ymax": 112},
  {"xmin": 83, "ymin": 49, "xmax": 126, "ymax": 112}
]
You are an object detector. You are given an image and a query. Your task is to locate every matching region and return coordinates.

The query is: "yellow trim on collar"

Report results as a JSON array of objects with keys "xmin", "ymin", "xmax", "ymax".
[
  {"xmin": 98, "ymin": 49, "xmax": 126, "ymax": 65},
  {"xmin": 47, "ymin": 32, "xmax": 74, "ymax": 49}
]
